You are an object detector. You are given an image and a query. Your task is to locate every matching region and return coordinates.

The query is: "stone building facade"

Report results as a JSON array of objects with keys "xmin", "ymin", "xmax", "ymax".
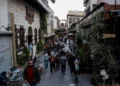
[
  {"xmin": 8, "ymin": 0, "xmax": 40, "ymax": 55},
  {"xmin": 0, "ymin": 0, "xmax": 55, "ymax": 72},
  {"xmin": 67, "ymin": 10, "xmax": 85, "ymax": 28}
]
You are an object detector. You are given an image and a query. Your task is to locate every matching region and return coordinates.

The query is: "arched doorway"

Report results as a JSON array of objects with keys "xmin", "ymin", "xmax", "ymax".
[{"xmin": 28, "ymin": 27, "xmax": 33, "ymax": 45}]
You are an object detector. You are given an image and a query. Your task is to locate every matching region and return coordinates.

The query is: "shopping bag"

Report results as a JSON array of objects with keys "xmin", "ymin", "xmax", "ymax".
[{"xmin": 22, "ymin": 82, "xmax": 30, "ymax": 86}]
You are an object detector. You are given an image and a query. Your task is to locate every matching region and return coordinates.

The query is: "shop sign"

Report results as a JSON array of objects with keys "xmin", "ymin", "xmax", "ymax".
[
  {"xmin": 25, "ymin": 6, "xmax": 34, "ymax": 24},
  {"xmin": 103, "ymin": 34, "xmax": 116, "ymax": 38}
]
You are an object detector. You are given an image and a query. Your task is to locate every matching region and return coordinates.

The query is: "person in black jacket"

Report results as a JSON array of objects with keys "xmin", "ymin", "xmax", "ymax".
[
  {"xmin": 68, "ymin": 53, "xmax": 75, "ymax": 73},
  {"xmin": 23, "ymin": 60, "xmax": 40, "ymax": 86},
  {"xmin": 0, "ymin": 71, "xmax": 8, "ymax": 86}
]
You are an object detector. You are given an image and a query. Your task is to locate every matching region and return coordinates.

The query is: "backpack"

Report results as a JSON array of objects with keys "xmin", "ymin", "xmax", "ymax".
[{"xmin": 50, "ymin": 56, "xmax": 55, "ymax": 62}]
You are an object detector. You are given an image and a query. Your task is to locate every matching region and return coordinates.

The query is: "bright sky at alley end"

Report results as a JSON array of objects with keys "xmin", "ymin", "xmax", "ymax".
[{"xmin": 49, "ymin": 0, "xmax": 85, "ymax": 20}]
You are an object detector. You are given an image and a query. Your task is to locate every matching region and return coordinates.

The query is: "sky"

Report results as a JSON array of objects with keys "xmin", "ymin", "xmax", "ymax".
[{"xmin": 49, "ymin": 0, "xmax": 85, "ymax": 20}]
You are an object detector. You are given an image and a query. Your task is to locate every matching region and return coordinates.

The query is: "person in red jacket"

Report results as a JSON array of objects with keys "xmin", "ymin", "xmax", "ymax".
[{"xmin": 23, "ymin": 60, "xmax": 40, "ymax": 86}]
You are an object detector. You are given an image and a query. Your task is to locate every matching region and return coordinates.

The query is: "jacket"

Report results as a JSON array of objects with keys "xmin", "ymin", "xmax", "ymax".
[
  {"xmin": 60, "ymin": 56, "xmax": 66, "ymax": 65},
  {"xmin": 23, "ymin": 66, "xmax": 40, "ymax": 82}
]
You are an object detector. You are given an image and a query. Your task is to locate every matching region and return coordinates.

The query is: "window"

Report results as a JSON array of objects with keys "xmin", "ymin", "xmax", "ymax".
[
  {"xmin": 69, "ymin": 18, "xmax": 72, "ymax": 25},
  {"xmin": 77, "ymin": 18, "xmax": 80, "ymax": 22},
  {"xmin": 34, "ymin": 29, "xmax": 37, "ymax": 43},
  {"xmin": 60, "ymin": 23, "xmax": 64, "ymax": 27},
  {"xmin": 86, "ymin": 7, "xmax": 90, "ymax": 15},
  {"xmin": 93, "ymin": 4, "xmax": 97, "ymax": 9},
  {"xmin": 73, "ymin": 18, "xmax": 76, "ymax": 22},
  {"xmin": 20, "ymin": 28, "xmax": 24, "ymax": 47},
  {"xmin": 50, "ymin": 20, "xmax": 53, "ymax": 29},
  {"xmin": 15, "ymin": 28, "xmax": 18, "ymax": 49}
]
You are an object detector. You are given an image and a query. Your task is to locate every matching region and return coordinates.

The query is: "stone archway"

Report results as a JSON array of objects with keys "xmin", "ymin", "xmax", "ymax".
[{"xmin": 28, "ymin": 27, "xmax": 33, "ymax": 45}]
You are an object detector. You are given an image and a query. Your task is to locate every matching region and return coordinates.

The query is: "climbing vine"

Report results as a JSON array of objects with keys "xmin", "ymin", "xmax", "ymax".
[{"xmin": 40, "ymin": 13, "xmax": 48, "ymax": 34}]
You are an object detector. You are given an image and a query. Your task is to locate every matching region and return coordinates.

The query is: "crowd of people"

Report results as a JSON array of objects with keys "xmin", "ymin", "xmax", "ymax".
[
  {"xmin": 0, "ymin": 37, "xmax": 81, "ymax": 86},
  {"xmin": 42, "ymin": 37, "xmax": 81, "ymax": 84},
  {"xmin": 22, "ymin": 36, "xmax": 81, "ymax": 86}
]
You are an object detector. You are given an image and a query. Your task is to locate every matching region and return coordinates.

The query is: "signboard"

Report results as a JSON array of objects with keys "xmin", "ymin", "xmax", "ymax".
[
  {"xmin": 103, "ymin": 34, "xmax": 116, "ymax": 38},
  {"xmin": 25, "ymin": 6, "xmax": 34, "ymax": 24}
]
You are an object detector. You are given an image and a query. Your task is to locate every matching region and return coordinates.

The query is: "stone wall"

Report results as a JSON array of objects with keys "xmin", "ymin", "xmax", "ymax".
[
  {"xmin": 8, "ymin": 0, "xmax": 41, "ymax": 55},
  {"xmin": 8, "ymin": 0, "xmax": 40, "ymax": 45}
]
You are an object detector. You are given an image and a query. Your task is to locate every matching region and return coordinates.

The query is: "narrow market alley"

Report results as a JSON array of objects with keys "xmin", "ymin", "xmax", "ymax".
[{"xmin": 36, "ymin": 54, "xmax": 92, "ymax": 86}]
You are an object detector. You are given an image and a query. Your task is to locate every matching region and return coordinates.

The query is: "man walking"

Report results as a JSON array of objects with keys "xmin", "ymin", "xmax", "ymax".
[
  {"xmin": 23, "ymin": 60, "xmax": 40, "ymax": 86},
  {"xmin": 60, "ymin": 52, "xmax": 67, "ymax": 74},
  {"xmin": 49, "ymin": 52, "xmax": 55, "ymax": 74}
]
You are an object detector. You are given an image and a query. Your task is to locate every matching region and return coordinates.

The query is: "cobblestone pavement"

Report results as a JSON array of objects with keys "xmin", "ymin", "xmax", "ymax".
[{"xmin": 36, "ymin": 54, "xmax": 93, "ymax": 86}]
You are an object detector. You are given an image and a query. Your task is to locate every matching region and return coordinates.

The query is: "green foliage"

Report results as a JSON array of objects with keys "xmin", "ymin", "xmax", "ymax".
[
  {"xmin": 17, "ymin": 46, "xmax": 30, "ymax": 66},
  {"xmin": 23, "ymin": 46, "xmax": 30, "ymax": 58},
  {"xmin": 78, "ymin": 21, "xmax": 119, "ymax": 83},
  {"xmin": 76, "ymin": 33, "xmax": 83, "ymax": 47},
  {"xmin": 17, "ymin": 53, "xmax": 27, "ymax": 66},
  {"xmin": 40, "ymin": 13, "xmax": 48, "ymax": 34},
  {"xmin": 36, "ymin": 41, "xmax": 44, "ymax": 53}
]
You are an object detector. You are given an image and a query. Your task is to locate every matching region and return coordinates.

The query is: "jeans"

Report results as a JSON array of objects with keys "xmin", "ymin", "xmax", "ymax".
[
  {"xmin": 61, "ymin": 65, "xmax": 66, "ymax": 73},
  {"xmin": 44, "ymin": 61, "xmax": 48, "ymax": 70},
  {"xmin": 30, "ymin": 81, "xmax": 36, "ymax": 86},
  {"xmin": 50, "ymin": 63, "xmax": 55, "ymax": 73}
]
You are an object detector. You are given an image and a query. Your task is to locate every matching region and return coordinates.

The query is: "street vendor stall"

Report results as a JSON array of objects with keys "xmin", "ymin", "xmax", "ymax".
[{"xmin": 9, "ymin": 67, "xmax": 23, "ymax": 86}]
